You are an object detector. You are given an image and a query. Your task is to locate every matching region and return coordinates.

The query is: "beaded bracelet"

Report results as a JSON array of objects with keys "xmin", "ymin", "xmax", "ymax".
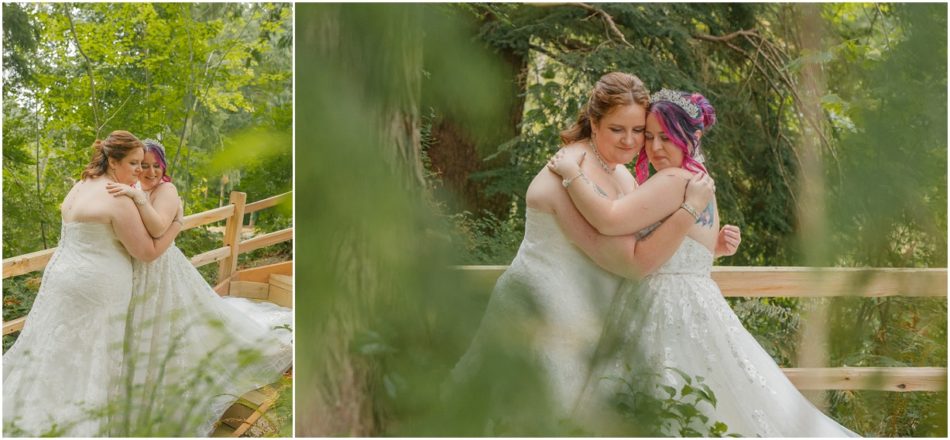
[
  {"xmin": 680, "ymin": 202, "xmax": 701, "ymax": 221},
  {"xmin": 562, "ymin": 170, "xmax": 586, "ymax": 188}
]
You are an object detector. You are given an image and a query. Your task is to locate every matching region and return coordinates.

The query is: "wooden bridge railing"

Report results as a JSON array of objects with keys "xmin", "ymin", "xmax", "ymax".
[
  {"xmin": 456, "ymin": 265, "xmax": 948, "ymax": 393},
  {"xmin": 2, "ymin": 191, "xmax": 293, "ymax": 336}
]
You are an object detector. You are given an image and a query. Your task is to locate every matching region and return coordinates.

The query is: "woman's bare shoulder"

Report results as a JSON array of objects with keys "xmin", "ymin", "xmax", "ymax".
[
  {"xmin": 526, "ymin": 166, "xmax": 560, "ymax": 214},
  {"xmin": 560, "ymin": 141, "xmax": 587, "ymax": 152},
  {"xmin": 152, "ymin": 182, "xmax": 179, "ymax": 197}
]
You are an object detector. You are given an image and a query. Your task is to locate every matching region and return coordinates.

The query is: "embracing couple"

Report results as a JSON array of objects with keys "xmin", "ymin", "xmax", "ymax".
[
  {"xmin": 3, "ymin": 131, "xmax": 292, "ymax": 437},
  {"xmin": 450, "ymin": 73, "xmax": 858, "ymax": 437}
]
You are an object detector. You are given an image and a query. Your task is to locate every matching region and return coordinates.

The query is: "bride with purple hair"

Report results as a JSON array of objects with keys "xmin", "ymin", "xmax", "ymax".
[{"xmin": 549, "ymin": 89, "xmax": 858, "ymax": 437}]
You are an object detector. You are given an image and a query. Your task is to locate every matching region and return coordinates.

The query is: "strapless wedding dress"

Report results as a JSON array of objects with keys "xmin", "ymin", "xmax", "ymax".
[
  {"xmin": 123, "ymin": 245, "xmax": 292, "ymax": 436},
  {"xmin": 577, "ymin": 237, "xmax": 859, "ymax": 437},
  {"xmin": 450, "ymin": 208, "xmax": 622, "ymax": 420},
  {"xmin": 4, "ymin": 222, "xmax": 133, "ymax": 436}
]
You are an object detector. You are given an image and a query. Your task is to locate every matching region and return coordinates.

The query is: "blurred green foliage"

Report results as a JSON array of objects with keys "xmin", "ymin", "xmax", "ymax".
[{"xmin": 301, "ymin": 2, "xmax": 945, "ymax": 437}]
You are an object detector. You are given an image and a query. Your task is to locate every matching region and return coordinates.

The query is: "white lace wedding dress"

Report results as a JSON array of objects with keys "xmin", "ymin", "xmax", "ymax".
[
  {"xmin": 576, "ymin": 236, "xmax": 858, "ymax": 437},
  {"xmin": 449, "ymin": 207, "xmax": 622, "ymax": 419},
  {"xmin": 123, "ymin": 244, "xmax": 292, "ymax": 436},
  {"xmin": 4, "ymin": 222, "xmax": 133, "ymax": 437}
]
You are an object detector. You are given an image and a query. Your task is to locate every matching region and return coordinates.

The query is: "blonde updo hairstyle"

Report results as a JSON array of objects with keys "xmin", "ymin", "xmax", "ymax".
[
  {"xmin": 559, "ymin": 72, "xmax": 651, "ymax": 145},
  {"xmin": 81, "ymin": 130, "xmax": 145, "ymax": 180}
]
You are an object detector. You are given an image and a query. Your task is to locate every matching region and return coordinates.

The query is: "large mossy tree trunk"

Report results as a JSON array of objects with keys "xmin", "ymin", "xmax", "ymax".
[
  {"xmin": 296, "ymin": 4, "xmax": 425, "ymax": 436},
  {"xmin": 298, "ymin": 3, "xmax": 513, "ymax": 435},
  {"xmin": 426, "ymin": 43, "xmax": 527, "ymax": 216}
]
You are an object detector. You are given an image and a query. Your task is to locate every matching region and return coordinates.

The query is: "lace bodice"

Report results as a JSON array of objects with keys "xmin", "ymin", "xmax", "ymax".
[{"xmin": 650, "ymin": 236, "xmax": 714, "ymax": 277}]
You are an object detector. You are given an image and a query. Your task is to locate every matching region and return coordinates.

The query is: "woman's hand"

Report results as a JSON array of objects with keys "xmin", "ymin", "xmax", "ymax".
[
  {"xmin": 106, "ymin": 182, "xmax": 147, "ymax": 205},
  {"xmin": 715, "ymin": 224, "xmax": 741, "ymax": 257},
  {"xmin": 684, "ymin": 172, "xmax": 715, "ymax": 211},
  {"xmin": 547, "ymin": 148, "xmax": 586, "ymax": 178}
]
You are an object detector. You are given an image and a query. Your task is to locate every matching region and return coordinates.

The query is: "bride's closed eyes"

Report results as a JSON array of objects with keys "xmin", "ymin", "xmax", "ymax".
[
  {"xmin": 609, "ymin": 126, "xmax": 645, "ymax": 135},
  {"xmin": 643, "ymin": 131, "xmax": 669, "ymax": 142}
]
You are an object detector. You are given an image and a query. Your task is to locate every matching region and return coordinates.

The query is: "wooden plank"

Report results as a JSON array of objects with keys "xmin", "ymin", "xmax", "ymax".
[
  {"xmin": 211, "ymin": 424, "xmax": 236, "ymax": 437},
  {"xmin": 244, "ymin": 192, "xmax": 291, "ymax": 214},
  {"xmin": 2, "ymin": 317, "xmax": 27, "ymax": 335},
  {"xmin": 232, "ymin": 260, "xmax": 293, "ymax": 283},
  {"xmin": 233, "ymin": 399, "xmax": 276, "ymax": 437},
  {"xmin": 783, "ymin": 367, "xmax": 948, "ymax": 392},
  {"xmin": 3, "ymin": 248, "xmax": 55, "ymax": 279},
  {"xmin": 229, "ymin": 281, "xmax": 270, "ymax": 300},
  {"xmin": 218, "ymin": 192, "xmax": 247, "ymax": 284},
  {"xmin": 452, "ymin": 266, "xmax": 948, "ymax": 298},
  {"xmin": 210, "ymin": 384, "xmax": 280, "ymax": 437},
  {"xmin": 268, "ymin": 285, "xmax": 293, "ymax": 308},
  {"xmin": 214, "ymin": 260, "xmax": 292, "ymax": 297},
  {"xmin": 269, "ymin": 273, "xmax": 292, "ymax": 291},
  {"xmin": 190, "ymin": 246, "xmax": 231, "ymax": 268},
  {"xmin": 238, "ymin": 228, "xmax": 293, "ymax": 254},
  {"xmin": 183, "ymin": 204, "xmax": 234, "ymax": 229},
  {"xmin": 713, "ymin": 267, "xmax": 947, "ymax": 298},
  {"xmin": 212, "ymin": 279, "xmax": 230, "ymax": 297}
]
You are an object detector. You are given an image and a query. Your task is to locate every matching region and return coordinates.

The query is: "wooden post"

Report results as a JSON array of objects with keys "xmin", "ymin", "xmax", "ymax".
[{"xmin": 218, "ymin": 191, "xmax": 247, "ymax": 285}]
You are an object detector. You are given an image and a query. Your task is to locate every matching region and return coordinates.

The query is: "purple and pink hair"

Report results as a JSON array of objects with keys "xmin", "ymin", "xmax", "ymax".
[
  {"xmin": 142, "ymin": 139, "xmax": 172, "ymax": 183},
  {"xmin": 635, "ymin": 92, "xmax": 716, "ymax": 184}
]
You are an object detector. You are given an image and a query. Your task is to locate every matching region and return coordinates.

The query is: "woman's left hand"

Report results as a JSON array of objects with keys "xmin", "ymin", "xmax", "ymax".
[{"xmin": 715, "ymin": 224, "xmax": 741, "ymax": 257}]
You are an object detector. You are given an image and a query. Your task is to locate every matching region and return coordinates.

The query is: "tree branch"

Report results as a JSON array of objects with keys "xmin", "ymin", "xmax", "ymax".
[
  {"xmin": 572, "ymin": 3, "xmax": 634, "ymax": 48},
  {"xmin": 97, "ymin": 93, "xmax": 134, "ymax": 136},
  {"xmin": 692, "ymin": 29, "xmax": 759, "ymax": 43},
  {"xmin": 535, "ymin": 2, "xmax": 634, "ymax": 48},
  {"xmin": 64, "ymin": 5, "xmax": 101, "ymax": 136},
  {"xmin": 694, "ymin": 28, "xmax": 836, "ymax": 163}
]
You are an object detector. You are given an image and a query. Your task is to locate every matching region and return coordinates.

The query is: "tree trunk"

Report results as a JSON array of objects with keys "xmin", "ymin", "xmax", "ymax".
[
  {"xmin": 297, "ymin": 4, "xmax": 426, "ymax": 436},
  {"xmin": 426, "ymin": 43, "xmax": 528, "ymax": 216},
  {"xmin": 34, "ymin": 104, "xmax": 47, "ymax": 249}
]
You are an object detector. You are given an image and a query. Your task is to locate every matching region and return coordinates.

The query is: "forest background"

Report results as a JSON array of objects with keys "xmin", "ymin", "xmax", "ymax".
[
  {"xmin": 2, "ymin": 2, "xmax": 293, "ymax": 435},
  {"xmin": 298, "ymin": 3, "xmax": 946, "ymax": 437}
]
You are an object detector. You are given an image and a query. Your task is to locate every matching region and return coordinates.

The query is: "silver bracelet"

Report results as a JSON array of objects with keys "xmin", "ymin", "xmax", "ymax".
[
  {"xmin": 680, "ymin": 202, "xmax": 700, "ymax": 221},
  {"xmin": 562, "ymin": 170, "xmax": 586, "ymax": 188},
  {"xmin": 133, "ymin": 195, "xmax": 147, "ymax": 206}
]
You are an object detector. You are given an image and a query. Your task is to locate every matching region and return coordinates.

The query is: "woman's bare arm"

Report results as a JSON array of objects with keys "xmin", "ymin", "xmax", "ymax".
[
  {"xmin": 110, "ymin": 197, "xmax": 182, "ymax": 262},
  {"xmin": 549, "ymin": 150, "xmax": 713, "ymax": 236},
  {"xmin": 530, "ymin": 161, "xmax": 721, "ymax": 278},
  {"xmin": 107, "ymin": 182, "xmax": 179, "ymax": 238}
]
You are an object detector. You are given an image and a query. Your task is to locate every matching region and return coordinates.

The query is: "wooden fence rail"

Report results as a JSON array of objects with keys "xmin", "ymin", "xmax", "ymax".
[
  {"xmin": 3, "ymin": 191, "xmax": 293, "ymax": 336},
  {"xmin": 455, "ymin": 265, "xmax": 948, "ymax": 392}
]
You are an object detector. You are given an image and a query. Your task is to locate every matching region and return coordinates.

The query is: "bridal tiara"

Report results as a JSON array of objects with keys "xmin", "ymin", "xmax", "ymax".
[{"xmin": 650, "ymin": 88, "xmax": 701, "ymax": 119}]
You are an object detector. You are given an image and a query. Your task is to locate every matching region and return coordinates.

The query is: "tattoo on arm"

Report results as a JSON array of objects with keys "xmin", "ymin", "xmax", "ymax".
[
  {"xmin": 577, "ymin": 174, "xmax": 610, "ymax": 199},
  {"xmin": 697, "ymin": 201, "xmax": 714, "ymax": 227},
  {"xmin": 635, "ymin": 221, "xmax": 663, "ymax": 240}
]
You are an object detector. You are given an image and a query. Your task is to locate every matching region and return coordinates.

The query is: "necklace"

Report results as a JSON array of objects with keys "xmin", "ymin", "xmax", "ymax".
[{"xmin": 589, "ymin": 138, "xmax": 615, "ymax": 174}]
